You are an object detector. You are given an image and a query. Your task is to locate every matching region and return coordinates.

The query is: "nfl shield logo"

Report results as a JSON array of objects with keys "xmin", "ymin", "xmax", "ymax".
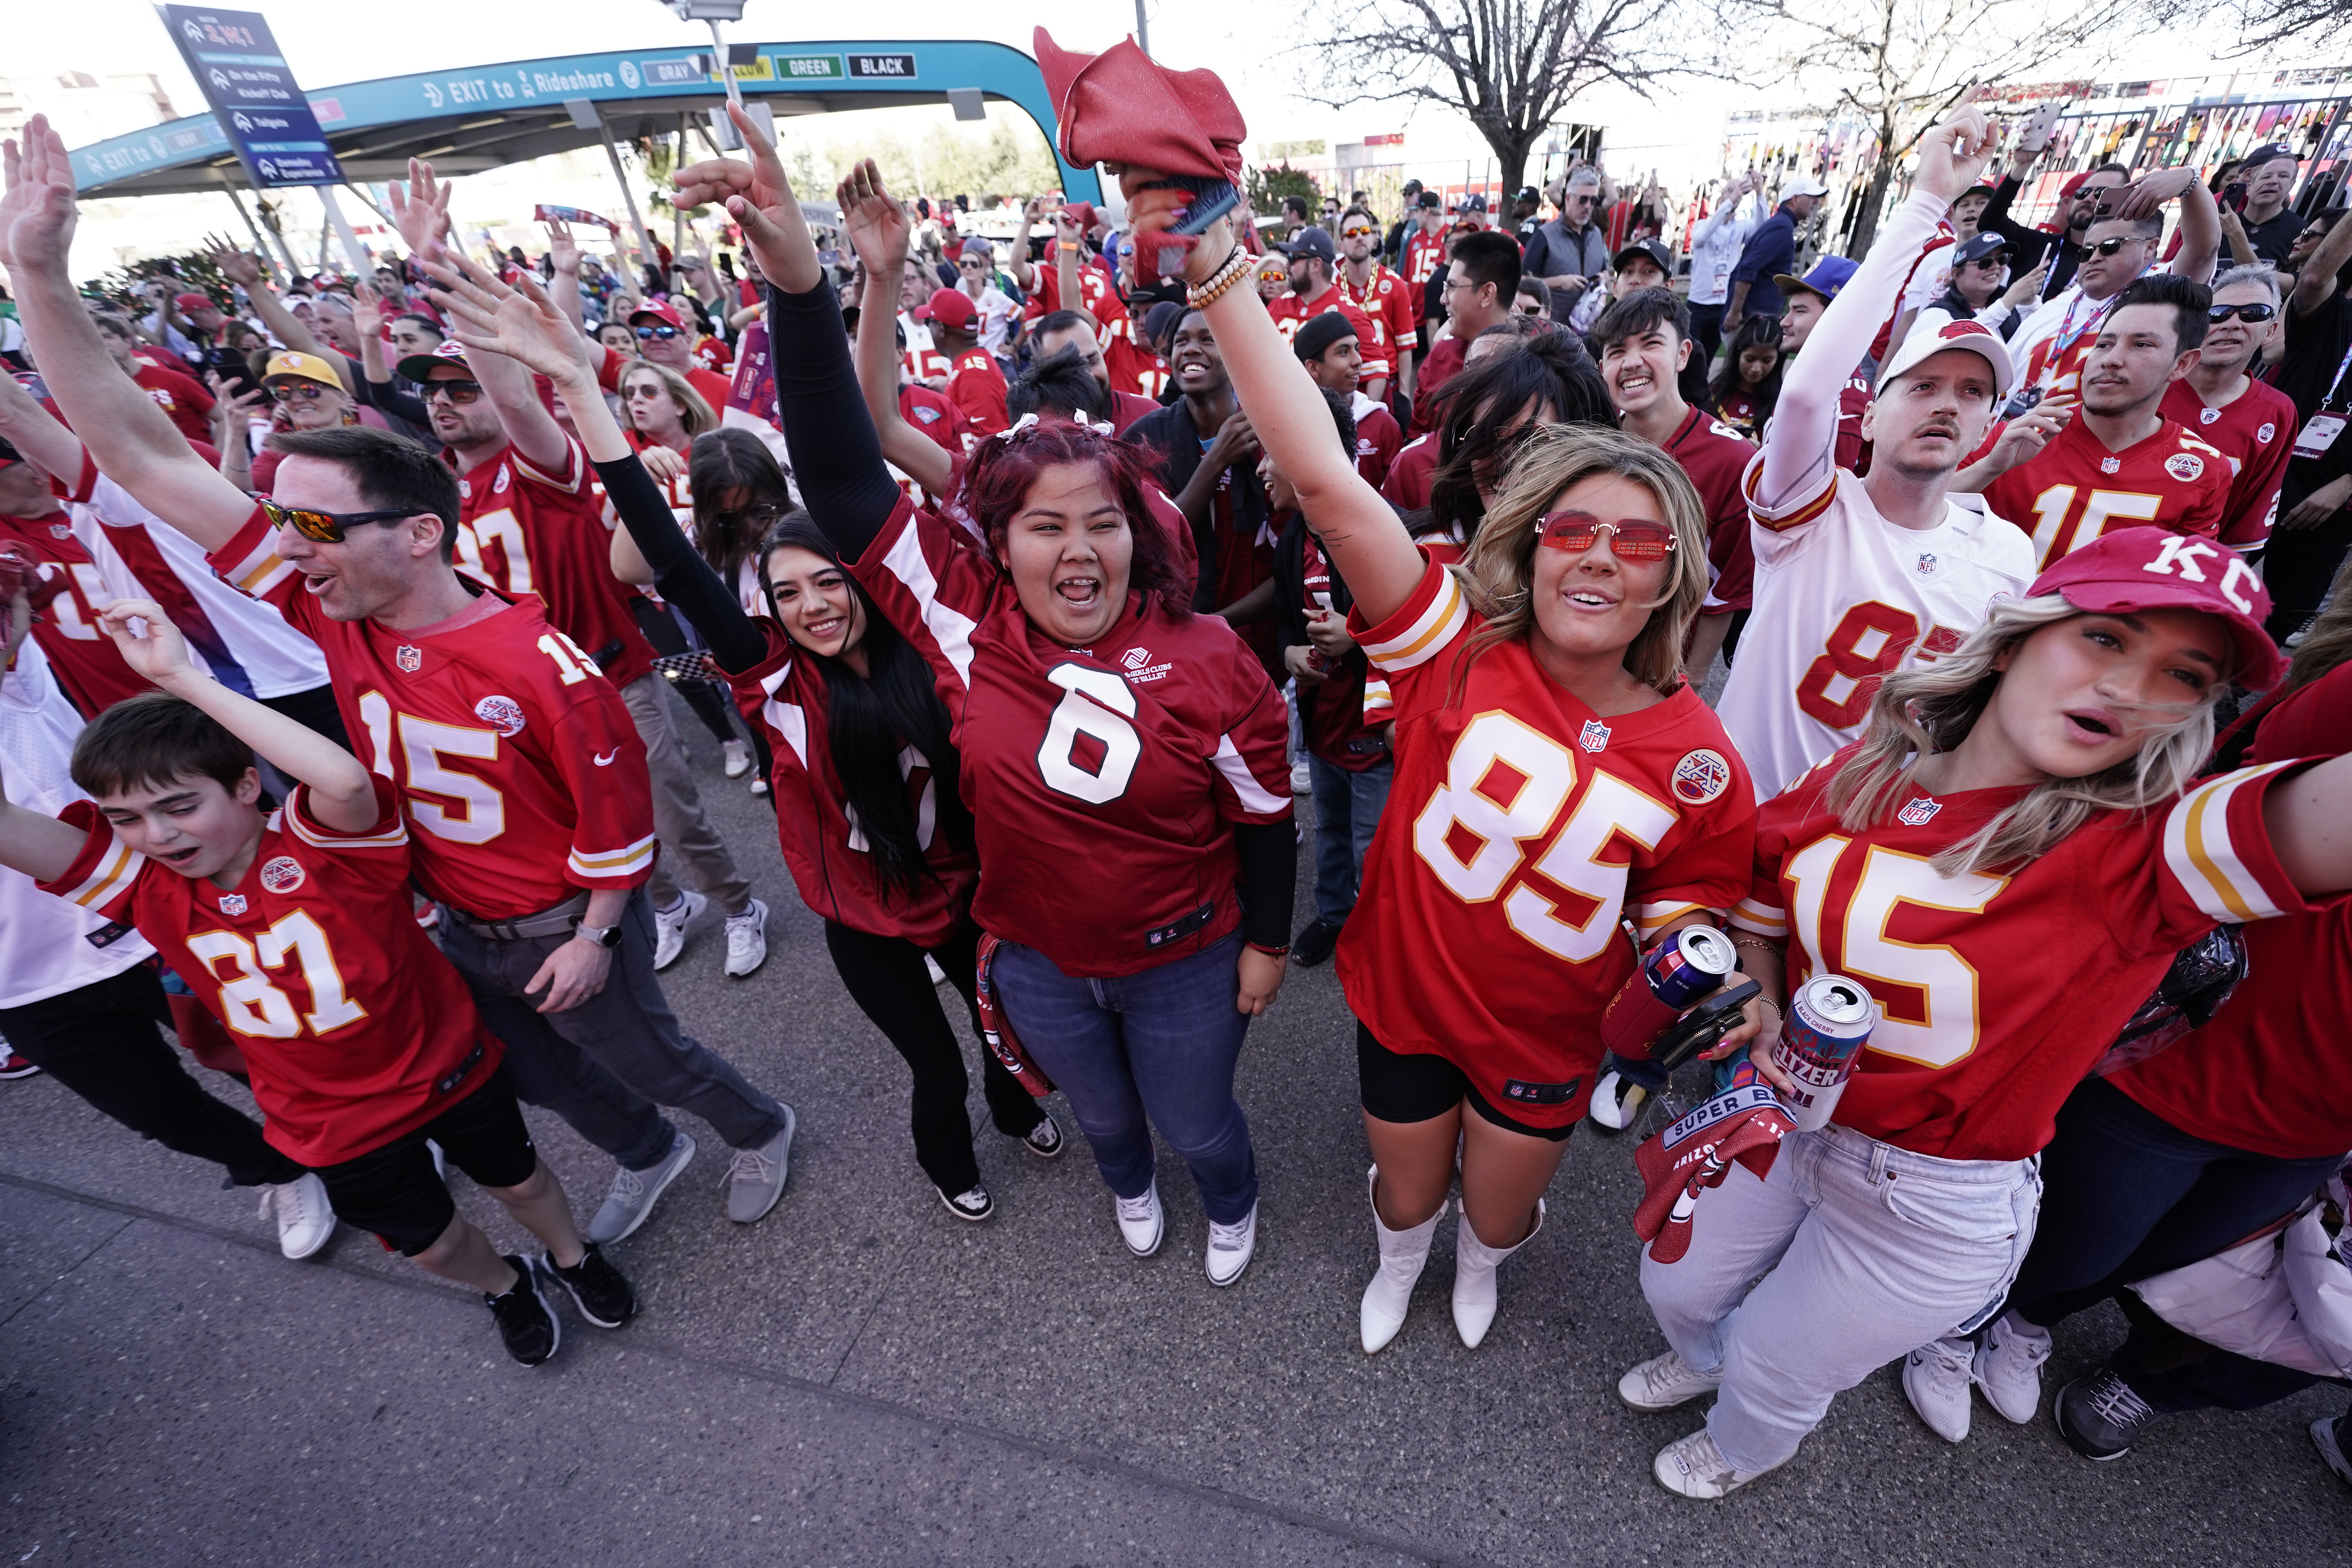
[
  {"xmin": 396, "ymin": 644, "xmax": 423, "ymax": 673},
  {"xmin": 1578, "ymin": 719, "xmax": 1611, "ymax": 753},
  {"xmin": 1897, "ymin": 796, "xmax": 1943, "ymax": 826},
  {"xmin": 218, "ymin": 893, "xmax": 248, "ymax": 915},
  {"xmin": 1916, "ymin": 553, "xmax": 1938, "ymax": 576}
]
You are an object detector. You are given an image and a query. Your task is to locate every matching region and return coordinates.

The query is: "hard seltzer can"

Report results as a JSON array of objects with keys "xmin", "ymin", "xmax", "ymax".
[{"xmin": 1772, "ymin": 974, "xmax": 1875, "ymax": 1131}]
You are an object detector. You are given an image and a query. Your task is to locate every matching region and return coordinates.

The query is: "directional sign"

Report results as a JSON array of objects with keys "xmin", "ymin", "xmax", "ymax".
[
  {"xmin": 847, "ymin": 53, "xmax": 919, "ymax": 80},
  {"xmin": 157, "ymin": 4, "xmax": 343, "ymax": 187}
]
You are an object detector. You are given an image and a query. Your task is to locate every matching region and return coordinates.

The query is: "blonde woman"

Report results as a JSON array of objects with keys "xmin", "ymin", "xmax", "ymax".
[
  {"xmin": 1625, "ymin": 526, "xmax": 2352, "ymax": 1498},
  {"xmin": 621, "ymin": 361, "xmax": 716, "ymax": 461},
  {"xmin": 1181, "ymin": 208, "xmax": 1757, "ymax": 1353}
]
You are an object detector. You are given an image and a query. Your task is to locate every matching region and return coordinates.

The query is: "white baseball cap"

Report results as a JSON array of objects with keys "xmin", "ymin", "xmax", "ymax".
[
  {"xmin": 1780, "ymin": 175, "xmax": 1830, "ymax": 200},
  {"xmin": 1875, "ymin": 307, "xmax": 2016, "ymax": 399}
]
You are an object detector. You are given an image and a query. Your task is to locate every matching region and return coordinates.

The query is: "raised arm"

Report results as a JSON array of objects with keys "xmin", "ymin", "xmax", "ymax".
[
  {"xmin": 1754, "ymin": 106, "xmax": 1995, "ymax": 511},
  {"xmin": 425, "ymin": 252, "xmax": 768, "ymax": 675},
  {"xmin": 840, "ymin": 171, "xmax": 955, "ymax": 496},
  {"xmin": 206, "ymin": 241, "xmax": 343, "ymax": 386},
  {"xmin": 99, "ymin": 598, "xmax": 377, "ymax": 833},
  {"xmin": 0, "ymin": 120, "xmax": 257, "ymax": 552},
  {"xmin": 1183, "ymin": 213, "xmax": 1423, "ymax": 624},
  {"xmin": 2291, "ymin": 202, "xmax": 2352, "ymax": 321},
  {"xmin": 0, "ymin": 594, "xmax": 85, "ymax": 883},
  {"xmin": 672, "ymin": 109, "xmax": 898, "ymax": 560},
  {"xmin": 0, "ymin": 367, "xmax": 88, "ymax": 482}
]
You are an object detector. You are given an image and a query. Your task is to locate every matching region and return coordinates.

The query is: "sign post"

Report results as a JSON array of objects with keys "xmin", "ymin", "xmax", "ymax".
[{"xmin": 157, "ymin": 5, "xmax": 344, "ymax": 189}]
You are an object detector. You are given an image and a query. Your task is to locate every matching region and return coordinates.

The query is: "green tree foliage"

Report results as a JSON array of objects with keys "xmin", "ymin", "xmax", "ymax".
[{"xmin": 1247, "ymin": 163, "xmax": 1323, "ymax": 219}]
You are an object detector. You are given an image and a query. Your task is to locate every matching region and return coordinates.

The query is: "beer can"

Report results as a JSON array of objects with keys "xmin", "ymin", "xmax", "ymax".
[
  {"xmin": 1771, "ymin": 974, "xmax": 1875, "ymax": 1131},
  {"xmin": 1644, "ymin": 925, "xmax": 1737, "ymax": 1010}
]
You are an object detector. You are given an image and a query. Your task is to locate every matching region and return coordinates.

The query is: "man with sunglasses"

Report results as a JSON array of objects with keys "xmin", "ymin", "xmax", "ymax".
[
  {"xmin": 0, "ymin": 129, "xmax": 799, "ymax": 1246},
  {"xmin": 2157, "ymin": 267, "xmax": 2298, "ymax": 550},
  {"xmin": 1335, "ymin": 208, "xmax": 1418, "ymax": 402},
  {"xmin": 1407, "ymin": 230, "xmax": 1522, "ymax": 439},
  {"xmin": 1725, "ymin": 106, "xmax": 2037, "ymax": 802},
  {"xmin": 625, "ymin": 301, "xmax": 731, "ymax": 415},
  {"xmin": 1978, "ymin": 158, "xmax": 2132, "ymax": 302},
  {"xmin": 1522, "ymin": 166, "xmax": 1612, "ymax": 326},
  {"xmin": 1269, "ymin": 226, "xmax": 1390, "ymax": 404}
]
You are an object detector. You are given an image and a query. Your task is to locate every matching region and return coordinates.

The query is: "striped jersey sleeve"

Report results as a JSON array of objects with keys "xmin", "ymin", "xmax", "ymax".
[
  {"xmin": 206, "ymin": 503, "xmax": 303, "ymax": 606},
  {"xmin": 1346, "ymin": 548, "xmax": 1471, "ymax": 707},
  {"xmin": 36, "ymin": 800, "xmax": 149, "ymax": 922},
  {"xmin": 283, "ymin": 779, "xmax": 411, "ymax": 854},
  {"xmin": 1741, "ymin": 446, "xmax": 1838, "ymax": 536},
  {"xmin": 2157, "ymin": 761, "xmax": 2310, "ymax": 928}
]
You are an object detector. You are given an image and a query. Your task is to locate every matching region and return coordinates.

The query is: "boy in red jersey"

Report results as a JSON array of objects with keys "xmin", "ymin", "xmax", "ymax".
[
  {"xmin": 0, "ymin": 598, "xmax": 636, "ymax": 1366},
  {"xmin": 1591, "ymin": 288, "xmax": 1757, "ymax": 687},
  {"xmin": 916, "ymin": 288, "xmax": 1011, "ymax": 444},
  {"xmin": 0, "ymin": 121, "xmax": 799, "ymax": 1250},
  {"xmin": 1966, "ymin": 274, "xmax": 2231, "ymax": 567}
]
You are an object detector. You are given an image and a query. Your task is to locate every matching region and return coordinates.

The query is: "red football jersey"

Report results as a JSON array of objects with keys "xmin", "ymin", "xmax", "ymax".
[
  {"xmin": 450, "ymin": 439, "xmax": 655, "ymax": 688},
  {"xmin": 1402, "ymin": 228, "xmax": 1449, "ymax": 319},
  {"xmin": 2108, "ymin": 661, "xmax": 2352, "ymax": 1158},
  {"xmin": 731, "ymin": 621, "xmax": 976, "ymax": 947},
  {"xmin": 693, "ymin": 334, "xmax": 735, "ymax": 375},
  {"xmin": 133, "ymin": 363, "xmax": 215, "ymax": 446},
  {"xmin": 209, "ymin": 507, "xmax": 656, "ymax": 921},
  {"xmin": 946, "ymin": 350, "xmax": 1011, "ymax": 445},
  {"xmin": 900, "ymin": 383, "xmax": 961, "ymax": 455},
  {"xmin": 1408, "ymin": 336, "xmax": 1469, "ymax": 438},
  {"xmin": 1268, "ymin": 286, "xmax": 1388, "ymax": 381},
  {"xmin": 1982, "ymin": 416, "xmax": 2232, "ymax": 569},
  {"xmin": 1338, "ymin": 552, "xmax": 1757, "ymax": 1130},
  {"xmin": 1352, "ymin": 397, "xmax": 1404, "ymax": 491},
  {"xmin": 2158, "ymin": 377, "xmax": 2298, "ymax": 548},
  {"xmin": 1338, "ymin": 262, "xmax": 1420, "ymax": 358},
  {"xmin": 1382, "ymin": 433, "xmax": 1439, "ymax": 511},
  {"xmin": 1732, "ymin": 751, "xmax": 2328, "ymax": 1162},
  {"xmin": 0, "ymin": 512, "xmax": 148, "ymax": 715},
  {"xmin": 1658, "ymin": 407, "xmax": 1758, "ymax": 613},
  {"xmin": 849, "ymin": 495, "xmax": 1291, "ymax": 976},
  {"xmin": 1297, "ymin": 530, "xmax": 1389, "ymax": 772},
  {"xmin": 41, "ymin": 780, "xmax": 501, "ymax": 1165}
]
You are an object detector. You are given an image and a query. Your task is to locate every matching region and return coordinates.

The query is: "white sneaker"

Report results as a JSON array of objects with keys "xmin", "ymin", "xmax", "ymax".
[
  {"xmin": 1205, "ymin": 1203, "xmax": 1258, "ymax": 1286},
  {"xmin": 1904, "ymin": 1336, "xmax": 1976, "ymax": 1443},
  {"xmin": 1653, "ymin": 1427, "xmax": 1785, "ymax": 1500},
  {"xmin": 724, "ymin": 898, "xmax": 769, "ymax": 978},
  {"xmin": 1289, "ymin": 758, "xmax": 1312, "ymax": 794},
  {"xmin": 722, "ymin": 738, "xmax": 753, "ymax": 778},
  {"xmin": 748, "ymin": 775, "xmax": 769, "ymax": 796},
  {"xmin": 1618, "ymin": 1348, "xmax": 1722, "ymax": 1411},
  {"xmin": 653, "ymin": 889, "xmax": 707, "ymax": 971},
  {"xmin": 586, "ymin": 1131, "xmax": 697, "ymax": 1244},
  {"xmin": 1974, "ymin": 1312, "xmax": 2052, "ymax": 1425},
  {"xmin": 259, "ymin": 1172, "xmax": 335, "ymax": 1260},
  {"xmin": 1114, "ymin": 1181, "xmax": 1164, "ymax": 1258}
]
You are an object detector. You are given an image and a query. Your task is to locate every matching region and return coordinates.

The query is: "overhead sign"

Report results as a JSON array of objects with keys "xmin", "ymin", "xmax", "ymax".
[
  {"xmin": 774, "ymin": 53, "xmax": 846, "ymax": 81},
  {"xmin": 848, "ymin": 53, "xmax": 918, "ymax": 80},
  {"xmin": 156, "ymin": 4, "xmax": 343, "ymax": 187}
]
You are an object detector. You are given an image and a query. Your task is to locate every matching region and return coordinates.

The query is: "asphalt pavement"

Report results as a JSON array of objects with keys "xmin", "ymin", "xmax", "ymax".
[{"xmin": 2, "ymin": 683, "xmax": 2345, "ymax": 1566}]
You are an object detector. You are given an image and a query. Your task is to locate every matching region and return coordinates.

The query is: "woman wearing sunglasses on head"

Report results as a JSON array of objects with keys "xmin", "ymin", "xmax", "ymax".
[
  {"xmin": 665, "ymin": 116, "xmax": 1295, "ymax": 1282},
  {"xmin": 1162, "ymin": 181, "xmax": 1755, "ymax": 1353},
  {"xmin": 426, "ymin": 250, "xmax": 1067, "ymax": 1224}
]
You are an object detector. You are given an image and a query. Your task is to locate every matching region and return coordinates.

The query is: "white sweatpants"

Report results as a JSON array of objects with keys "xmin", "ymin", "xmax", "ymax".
[{"xmin": 1639, "ymin": 1122, "xmax": 2041, "ymax": 1472}]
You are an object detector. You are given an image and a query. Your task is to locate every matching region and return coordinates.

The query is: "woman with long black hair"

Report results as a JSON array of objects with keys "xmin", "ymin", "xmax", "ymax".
[{"xmin": 438, "ymin": 259, "xmax": 1061, "ymax": 1222}]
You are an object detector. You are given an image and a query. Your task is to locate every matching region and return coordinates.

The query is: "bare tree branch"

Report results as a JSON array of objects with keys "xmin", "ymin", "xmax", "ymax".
[{"xmin": 2135, "ymin": 0, "xmax": 2352, "ymax": 55}]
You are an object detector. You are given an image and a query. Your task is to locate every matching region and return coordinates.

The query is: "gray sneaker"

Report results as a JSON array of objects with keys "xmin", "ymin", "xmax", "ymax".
[
  {"xmin": 586, "ymin": 1131, "xmax": 697, "ymax": 1245},
  {"xmin": 725, "ymin": 1105, "xmax": 797, "ymax": 1223}
]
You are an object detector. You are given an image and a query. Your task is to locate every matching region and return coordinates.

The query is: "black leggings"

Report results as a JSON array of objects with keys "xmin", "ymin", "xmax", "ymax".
[
  {"xmin": 0, "ymin": 963, "xmax": 304, "ymax": 1188},
  {"xmin": 823, "ymin": 918, "xmax": 1044, "ymax": 1194}
]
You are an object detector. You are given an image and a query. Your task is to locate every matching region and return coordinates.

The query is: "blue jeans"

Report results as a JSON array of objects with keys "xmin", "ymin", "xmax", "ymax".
[
  {"xmin": 1307, "ymin": 754, "xmax": 1393, "ymax": 927},
  {"xmin": 990, "ymin": 931, "xmax": 1259, "ymax": 1223}
]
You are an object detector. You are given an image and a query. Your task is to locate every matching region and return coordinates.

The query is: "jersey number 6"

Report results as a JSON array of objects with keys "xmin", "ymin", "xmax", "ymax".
[{"xmin": 1036, "ymin": 664, "xmax": 1142, "ymax": 805}]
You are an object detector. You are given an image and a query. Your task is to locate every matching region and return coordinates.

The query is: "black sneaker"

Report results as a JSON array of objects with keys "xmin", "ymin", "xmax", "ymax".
[
  {"xmin": 1290, "ymin": 917, "xmax": 1344, "ymax": 968},
  {"xmin": 2054, "ymin": 1370, "xmax": 2158, "ymax": 1460},
  {"xmin": 1019, "ymin": 1111, "xmax": 1064, "ymax": 1159},
  {"xmin": 936, "ymin": 1183, "xmax": 995, "ymax": 1222},
  {"xmin": 544, "ymin": 1244, "xmax": 637, "ymax": 1329},
  {"xmin": 484, "ymin": 1255, "xmax": 562, "ymax": 1366}
]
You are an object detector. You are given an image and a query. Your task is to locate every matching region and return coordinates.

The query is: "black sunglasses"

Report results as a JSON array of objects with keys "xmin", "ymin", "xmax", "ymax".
[
  {"xmin": 423, "ymin": 379, "xmax": 484, "ymax": 404},
  {"xmin": 2208, "ymin": 302, "xmax": 2278, "ymax": 323},
  {"xmin": 2089, "ymin": 236, "xmax": 2141, "ymax": 257},
  {"xmin": 259, "ymin": 496, "xmax": 421, "ymax": 544},
  {"xmin": 636, "ymin": 324, "xmax": 681, "ymax": 340}
]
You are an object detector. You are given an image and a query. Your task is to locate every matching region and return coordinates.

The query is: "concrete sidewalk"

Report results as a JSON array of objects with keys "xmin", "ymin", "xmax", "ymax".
[{"xmin": 2, "ymin": 696, "xmax": 2343, "ymax": 1566}]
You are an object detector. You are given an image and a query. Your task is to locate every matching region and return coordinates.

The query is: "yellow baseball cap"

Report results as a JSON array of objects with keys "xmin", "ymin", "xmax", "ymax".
[{"xmin": 262, "ymin": 351, "xmax": 344, "ymax": 389}]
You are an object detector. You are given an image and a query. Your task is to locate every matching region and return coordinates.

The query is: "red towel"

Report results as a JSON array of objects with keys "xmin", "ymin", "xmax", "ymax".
[
  {"xmin": 1033, "ymin": 28, "xmax": 1246, "ymax": 183},
  {"xmin": 1632, "ymin": 1072, "xmax": 1795, "ymax": 1264}
]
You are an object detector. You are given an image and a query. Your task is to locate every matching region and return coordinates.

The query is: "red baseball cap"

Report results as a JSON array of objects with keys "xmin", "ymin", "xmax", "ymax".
[
  {"xmin": 174, "ymin": 291, "xmax": 215, "ymax": 313},
  {"xmin": 629, "ymin": 300, "xmax": 686, "ymax": 332},
  {"xmin": 915, "ymin": 288, "xmax": 977, "ymax": 330},
  {"xmin": 397, "ymin": 336, "xmax": 472, "ymax": 385},
  {"xmin": 2028, "ymin": 526, "xmax": 2283, "ymax": 691}
]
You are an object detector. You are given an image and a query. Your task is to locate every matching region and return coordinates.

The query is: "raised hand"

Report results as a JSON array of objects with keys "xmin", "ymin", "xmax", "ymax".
[
  {"xmin": 1912, "ymin": 105, "xmax": 1998, "ymax": 208},
  {"xmin": 388, "ymin": 157, "xmax": 453, "ymax": 261},
  {"xmin": 0, "ymin": 115, "xmax": 80, "ymax": 275},
  {"xmin": 97, "ymin": 597, "xmax": 197, "ymax": 685},
  {"xmin": 350, "ymin": 281, "xmax": 385, "ymax": 338},
  {"xmin": 2106, "ymin": 167, "xmax": 2199, "ymax": 222},
  {"xmin": 836, "ymin": 159, "xmax": 912, "ymax": 276},
  {"xmin": 204, "ymin": 236, "xmax": 265, "ymax": 288},
  {"xmin": 544, "ymin": 215, "xmax": 581, "ymax": 276},
  {"xmin": 672, "ymin": 103, "xmax": 815, "ymax": 291},
  {"xmin": 416, "ymin": 251, "xmax": 591, "ymax": 384}
]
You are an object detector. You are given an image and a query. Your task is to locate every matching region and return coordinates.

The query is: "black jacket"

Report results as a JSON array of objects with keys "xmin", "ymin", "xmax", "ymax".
[{"xmin": 1123, "ymin": 399, "xmax": 1269, "ymax": 614}]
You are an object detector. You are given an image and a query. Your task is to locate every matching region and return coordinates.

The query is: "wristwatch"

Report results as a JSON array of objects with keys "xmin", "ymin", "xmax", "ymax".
[{"xmin": 575, "ymin": 922, "xmax": 623, "ymax": 949}]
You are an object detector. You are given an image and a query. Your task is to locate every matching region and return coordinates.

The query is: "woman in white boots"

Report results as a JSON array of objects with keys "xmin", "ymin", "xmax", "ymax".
[{"xmin": 1180, "ymin": 207, "xmax": 1756, "ymax": 1351}]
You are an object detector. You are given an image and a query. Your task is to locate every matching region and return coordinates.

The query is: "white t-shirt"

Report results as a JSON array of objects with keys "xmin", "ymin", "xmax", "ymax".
[
  {"xmin": 1688, "ymin": 193, "xmax": 1766, "ymax": 307},
  {"xmin": 73, "ymin": 475, "xmax": 330, "ymax": 700},
  {"xmin": 1720, "ymin": 462, "xmax": 2037, "ymax": 801},
  {"xmin": 0, "ymin": 640, "xmax": 157, "ymax": 1008}
]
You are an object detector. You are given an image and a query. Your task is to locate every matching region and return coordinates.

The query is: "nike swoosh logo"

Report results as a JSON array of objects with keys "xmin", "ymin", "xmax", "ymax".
[{"xmin": 593, "ymin": 750, "xmax": 618, "ymax": 766}]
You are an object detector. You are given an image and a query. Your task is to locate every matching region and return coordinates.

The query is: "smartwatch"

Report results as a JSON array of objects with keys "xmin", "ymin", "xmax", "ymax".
[{"xmin": 576, "ymin": 922, "xmax": 623, "ymax": 949}]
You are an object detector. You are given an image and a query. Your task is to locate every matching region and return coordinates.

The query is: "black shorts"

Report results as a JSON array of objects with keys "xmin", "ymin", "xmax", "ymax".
[
  {"xmin": 1355, "ymin": 1024, "xmax": 1575, "ymax": 1143},
  {"xmin": 310, "ymin": 1067, "xmax": 540, "ymax": 1256}
]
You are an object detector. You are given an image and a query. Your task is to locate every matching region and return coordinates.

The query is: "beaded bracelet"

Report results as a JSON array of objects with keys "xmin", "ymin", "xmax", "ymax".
[{"xmin": 1186, "ymin": 244, "xmax": 1253, "ymax": 309}]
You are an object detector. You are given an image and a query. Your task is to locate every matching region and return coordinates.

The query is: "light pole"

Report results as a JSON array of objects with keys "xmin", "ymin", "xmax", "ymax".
[{"xmin": 1134, "ymin": 0, "xmax": 1150, "ymax": 56}]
